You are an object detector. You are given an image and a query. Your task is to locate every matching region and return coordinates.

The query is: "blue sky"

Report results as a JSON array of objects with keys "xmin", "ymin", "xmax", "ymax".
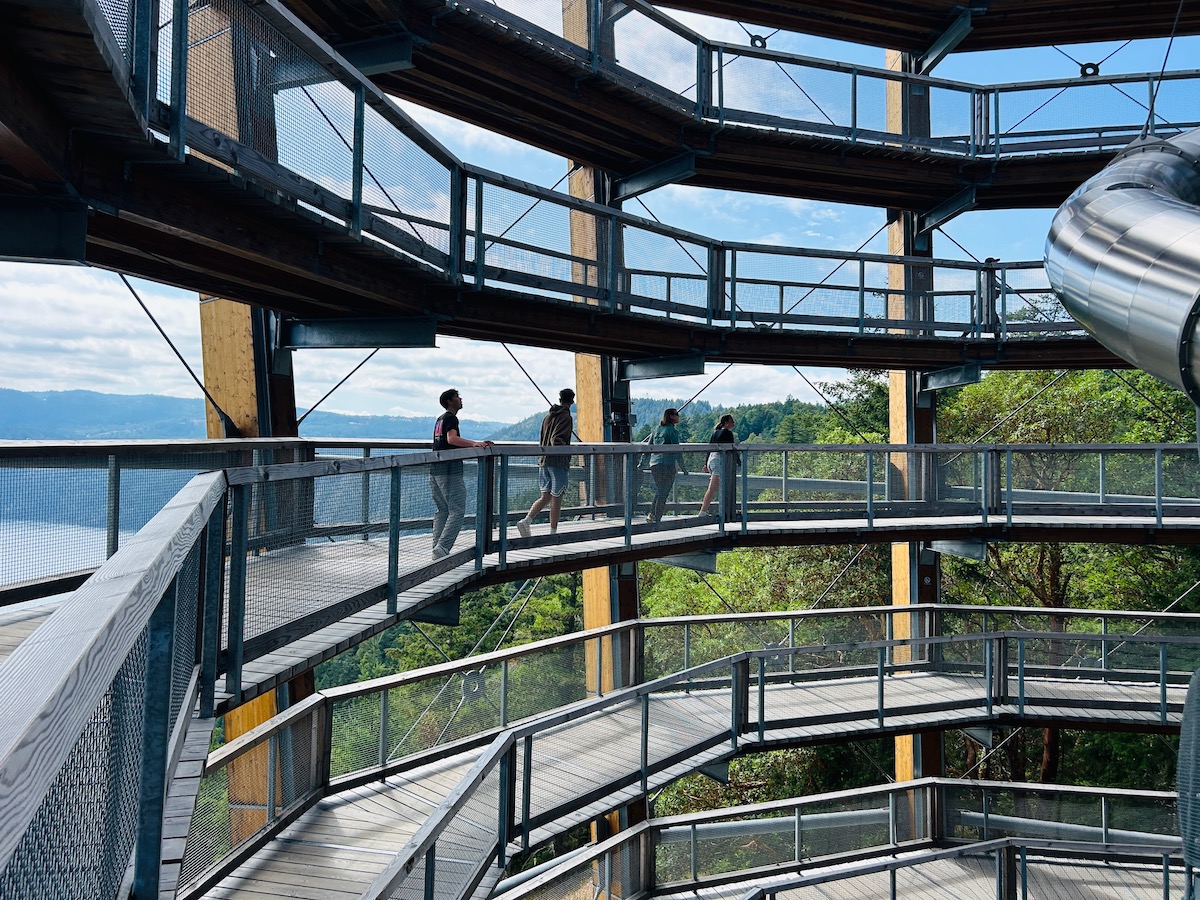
[{"xmin": 0, "ymin": 22, "xmax": 1195, "ymax": 425}]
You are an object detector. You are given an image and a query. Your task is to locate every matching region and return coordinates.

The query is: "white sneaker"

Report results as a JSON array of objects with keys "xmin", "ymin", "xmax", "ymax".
[{"xmin": 516, "ymin": 518, "xmax": 531, "ymax": 538}]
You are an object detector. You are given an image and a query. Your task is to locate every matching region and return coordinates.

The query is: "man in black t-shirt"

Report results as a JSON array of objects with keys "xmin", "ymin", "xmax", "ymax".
[{"xmin": 431, "ymin": 388, "xmax": 492, "ymax": 558}]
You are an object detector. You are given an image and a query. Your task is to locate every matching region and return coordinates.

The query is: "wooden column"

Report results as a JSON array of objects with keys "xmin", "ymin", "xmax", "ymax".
[
  {"xmin": 190, "ymin": 3, "xmax": 304, "ymax": 842},
  {"xmin": 886, "ymin": 50, "xmax": 942, "ymax": 783},
  {"xmin": 565, "ymin": 0, "xmax": 644, "ymax": 843}
]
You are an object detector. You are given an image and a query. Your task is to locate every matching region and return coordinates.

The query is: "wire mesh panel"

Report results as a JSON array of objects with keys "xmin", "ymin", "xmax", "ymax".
[
  {"xmin": 943, "ymin": 782, "xmax": 1176, "ymax": 846},
  {"xmin": 180, "ymin": 705, "xmax": 323, "ymax": 893},
  {"xmin": 470, "ymin": 177, "xmax": 596, "ymax": 299},
  {"xmin": 170, "ymin": 543, "xmax": 203, "ymax": 727},
  {"xmin": 721, "ymin": 54, "xmax": 857, "ymax": 134},
  {"xmin": 387, "ymin": 764, "xmax": 503, "ymax": 900},
  {"xmin": 0, "ymin": 452, "xmax": 212, "ymax": 593},
  {"xmin": 798, "ymin": 791, "xmax": 900, "ymax": 861},
  {"xmin": 728, "ymin": 248, "xmax": 869, "ymax": 331},
  {"xmin": 621, "ymin": 225, "xmax": 711, "ymax": 320},
  {"xmin": 361, "ymin": 104, "xmax": 453, "ymax": 261},
  {"xmin": 92, "ymin": 0, "xmax": 131, "ymax": 56},
  {"xmin": 996, "ymin": 80, "xmax": 1162, "ymax": 152},
  {"xmin": 0, "ymin": 636, "xmax": 147, "ymax": 900},
  {"xmin": 611, "ymin": 10, "xmax": 699, "ymax": 104}
]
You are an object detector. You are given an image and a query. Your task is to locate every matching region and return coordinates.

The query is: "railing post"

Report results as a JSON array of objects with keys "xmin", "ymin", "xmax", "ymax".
[
  {"xmin": 877, "ymin": 646, "xmax": 885, "ymax": 727},
  {"xmin": 498, "ymin": 455, "xmax": 509, "ymax": 568},
  {"xmin": 1017, "ymin": 637, "xmax": 1025, "ymax": 716},
  {"xmin": 731, "ymin": 657, "xmax": 749, "ymax": 749},
  {"xmin": 500, "ymin": 659, "xmax": 509, "ymax": 726},
  {"xmin": 106, "ymin": 454, "xmax": 121, "ymax": 559},
  {"xmin": 1099, "ymin": 450, "xmax": 1107, "ymax": 504},
  {"xmin": 794, "ymin": 805, "xmax": 802, "ymax": 862},
  {"xmin": 475, "ymin": 454, "xmax": 492, "ymax": 572},
  {"xmin": 474, "ymin": 176, "xmax": 486, "ymax": 289},
  {"xmin": 867, "ymin": 449, "xmax": 875, "ymax": 526},
  {"xmin": 199, "ymin": 496, "xmax": 227, "ymax": 719},
  {"xmin": 498, "ymin": 743, "xmax": 515, "ymax": 868},
  {"xmin": 168, "ymin": 0, "xmax": 189, "ymax": 160},
  {"xmin": 857, "ymin": 258, "xmax": 866, "ymax": 333},
  {"xmin": 984, "ymin": 638, "xmax": 993, "ymax": 717},
  {"xmin": 607, "ymin": 215, "xmax": 620, "ymax": 312},
  {"xmin": 1156, "ymin": 446, "xmax": 1164, "ymax": 526},
  {"xmin": 360, "ymin": 447, "xmax": 372, "ymax": 540},
  {"xmin": 132, "ymin": 575, "xmax": 178, "ymax": 899},
  {"xmin": 267, "ymin": 733, "xmax": 278, "ymax": 823},
  {"xmin": 350, "ymin": 85, "xmax": 365, "ymax": 238},
  {"xmin": 378, "ymin": 687, "xmax": 390, "ymax": 769},
  {"xmin": 640, "ymin": 693, "xmax": 650, "ymax": 794},
  {"xmin": 728, "ymin": 246, "xmax": 738, "ymax": 326},
  {"xmin": 225, "ymin": 483, "xmax": 250, "ymax": 699},
  {"xmin": 757, "ymin": 656, "xmax": 766, "ymax": 741},
  {"xmin": 740, "ymin": 448, "xmax": 749, "ymax": 533},
  {"xmin": 625, "ymin": 451, "xmax": 636, "ymax": 547},
  {"xmin": 707, "ymin": 243, "xmax": 724, "ymax": 326},
  {"xmin": 994, "ymin": 636, "xmax": 1008, "ymax": 704},
  {"xmin": 521, "ymin": 735, "xmax": 533, "ymax": 851},
  {"xmin": 129, "ymin": 0, "xmax": 159, "ymax": 123},
  {"xmin": 449, "ymin": 166, "xmax": 467, "ymax": 283},
  {"xmin": 1005, "ymin": 448, "xmax": 1014, "ymax": 526},
  {"xmin": 387, "ymin": 466, "xmax": 401, "ymax": 615},
  {"xmin": 1100, "ymin": 616, "xmax": 1108, "ymax": 676},
  {"xmin": 1161, "ymin": 641, "xmax": 1169, "ymax": 724},
  {"xmin": 695, "ymin": 40, "xmax": 710, "ymax": 122},
  {"xmin": 423, "ymin": 844, "xmax": 437, "ymax": 900}
]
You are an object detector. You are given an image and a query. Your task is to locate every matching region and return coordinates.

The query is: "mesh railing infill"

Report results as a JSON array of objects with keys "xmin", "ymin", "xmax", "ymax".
[
  {"xmin": 179, "ymin": 704, "xmax": 322, "ymax": 893},
  {"xmin": 0, "ymin": 634, "xmax": 147, "ymax": 900}
]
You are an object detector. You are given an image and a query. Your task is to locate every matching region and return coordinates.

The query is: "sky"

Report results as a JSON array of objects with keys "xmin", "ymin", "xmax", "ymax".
[{"xmin": 1, "ymin": 18, "xmax": 1195, "ymax": 426}]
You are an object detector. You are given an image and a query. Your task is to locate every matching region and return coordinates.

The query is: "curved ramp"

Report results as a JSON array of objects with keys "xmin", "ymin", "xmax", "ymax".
[{"xmin": 1047, "ymin": 129, "xmax": 1200, "ymax": 401}]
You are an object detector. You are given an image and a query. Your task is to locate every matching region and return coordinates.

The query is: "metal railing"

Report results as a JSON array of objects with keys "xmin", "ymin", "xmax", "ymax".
[
  {"xmin": 7, "ymin": 438, "xmax": 1198, "ymax": 718},
  {"xmin": 178, "ymin": 610, "xmax": 1197, "ymax": 898},
  {"xmin": 79, "ymin": 0, "xmax": 1097, "ymax": 338},
  {"xmin": 497, "ymin": 778, "xmax": 1179, "ymax": 900},
  {"xmin": 0, "ymin": 470, "xmax": 227, "ymax": 898},
  {"xmin": 465, "ymin": 0, "xmax": 1200, "ymax": 156},
  {"xmin": 4, "ymin": 434, "xmax": 1198, "ymax": 897}
]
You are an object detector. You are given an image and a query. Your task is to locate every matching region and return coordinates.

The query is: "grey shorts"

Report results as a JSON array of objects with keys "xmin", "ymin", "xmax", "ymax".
[{"xmin": 539, "ymin": 464, "xmax": 568, "ymax": 497}]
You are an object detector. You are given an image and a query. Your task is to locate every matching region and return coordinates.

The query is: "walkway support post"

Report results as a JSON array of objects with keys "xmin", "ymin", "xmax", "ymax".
[{"xmin": 886, "ymin": 49, "xmax": 944, "ymax": 844}]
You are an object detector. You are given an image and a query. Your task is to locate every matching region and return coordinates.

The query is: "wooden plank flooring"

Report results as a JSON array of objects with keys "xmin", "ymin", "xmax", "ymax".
[
  {"xmin": 0, "ymin": 595, "xmax": 66, "ymax": 663},
  {"xmin": 202, "ymin": 672, "xmax": 1186, "ymax": 898}
]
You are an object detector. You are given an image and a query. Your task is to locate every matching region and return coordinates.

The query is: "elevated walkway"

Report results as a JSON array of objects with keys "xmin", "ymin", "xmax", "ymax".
[
  {"xmin": 183, "ymin": 637, "xmax": 1188, "ymax": 898},
  {"xmin": 1, "ymin": 439, "xmax": 1197, "ymax": 896},
  {"xmin": 0, "ymin": 0, "xmax": 1176, "ymax": 368}
]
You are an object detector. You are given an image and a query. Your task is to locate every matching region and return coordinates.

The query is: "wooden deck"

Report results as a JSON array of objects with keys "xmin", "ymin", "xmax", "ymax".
[{"xmin": 200, "ymin": 672, "xmax": 1184, "ymax": 898}]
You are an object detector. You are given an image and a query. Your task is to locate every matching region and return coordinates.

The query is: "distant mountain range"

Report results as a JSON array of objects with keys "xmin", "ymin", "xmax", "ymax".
[
  {"xmin": 0, "ymin": 389, "xmax": 506, "ymax": 442},
  {"xmin": 0, "ymin": 389, "xmax": 713, "ymax": 443}
]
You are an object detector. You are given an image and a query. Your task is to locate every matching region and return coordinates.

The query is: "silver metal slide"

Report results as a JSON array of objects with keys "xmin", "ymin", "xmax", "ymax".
[{"xmin": 1046, "ymin": 129, "xmax": 1200, "ymax": 402}]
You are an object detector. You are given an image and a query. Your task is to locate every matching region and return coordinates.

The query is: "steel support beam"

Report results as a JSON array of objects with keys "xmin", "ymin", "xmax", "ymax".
[
  {"xmin": 333, "ymin": 34, "xmax": 415, "ymax": 75},
  {"xmin": 613, "ymin": 152, "xmax": 697, "ymax": 202},
  {"xmin": 919, "ymin": 186, "xmax": 978, "ymax": 234},
  {"xmin": 280, "ymin": 316, "xmax": 437, "ymax": 348},
  {"xmin": 916, "ymin": 10, "xmax": 973, "ymax": 74},
  {"xmin": 0, "ymin": 195, "xmax": 87, "ymax": 263},
  {"xmin": 620, "ymin": 353, "xmax": 706, "ymax": 380}
]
